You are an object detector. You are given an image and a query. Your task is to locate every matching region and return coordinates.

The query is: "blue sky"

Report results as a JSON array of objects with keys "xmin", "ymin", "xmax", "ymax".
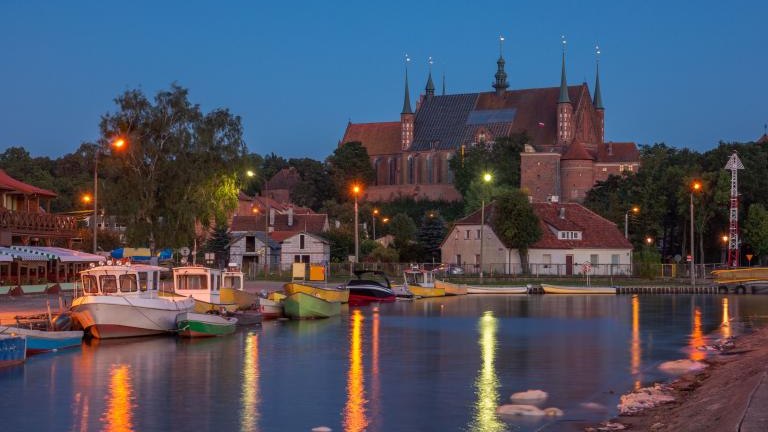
[{"xmin": 0, "ymin": 1, "xmax": 766, "ymax": 160}]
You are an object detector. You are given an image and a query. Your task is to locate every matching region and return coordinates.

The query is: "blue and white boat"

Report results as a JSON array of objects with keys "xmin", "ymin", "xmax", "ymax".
[
  {"xmin": 0, "ymin": 335, "xmax": 26, "ymax": 367},
  {"xmin": 0, "ymin": 326, "xmax": 83, "ymax": 354}
]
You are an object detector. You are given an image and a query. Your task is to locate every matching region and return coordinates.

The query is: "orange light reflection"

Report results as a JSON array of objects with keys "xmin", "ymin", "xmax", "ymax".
[
  {"xmin": 240, "ymin": 333, "xmax": 261, "ymax": 432},
  {"xmin": 721, "ymin": 298, "xmax": 731, "ymax": 339},
  {"xmin": 468, "ymin": 311, "xmax": 505, "ymax": 432},
  {"xmin": 101, "ymin": 364, "xmax": 135, "ymax": 432},
  {"xmin": 631, "ymin": 295, "xmax": 642, "ymax": 390},
  {"xmin": 689, "ymin": 307, "xmax": 705, "ymax": 361},
  {"xmin": 371, "ymin": 310, "xmax": 380, "ymax": 429},
  {"xmin": 344, "ymin": 310, "xmax": 368, "ymax": 432}
]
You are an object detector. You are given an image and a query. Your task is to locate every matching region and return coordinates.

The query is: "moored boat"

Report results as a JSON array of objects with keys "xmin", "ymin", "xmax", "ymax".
[
  {"xmin": 220, "ymin": 267, "xmax": 258, "ymax": 310},
  {"xmin": 283, "ymin": 292, "xmax": 341, "ymax": 319},
  {"xmin": 173, "ymin": 266, "xmax": 240, "ymax": 313},
  {"xmin": 71, "ymin": 264, "xmax": 196, "ymax": 339},
  {"xmin": 403, "ymin": 268, "xmax": 444, "ymax": 298},
  {"xmin": 540, "ymin": 283, "xmax": 616, "ymax": 294},
  {"xmin": 346, "ymin": 270, "xmax": 396, "ymax": 305},
  {"xmin": 259, "ymin": 297, "xmax": 283, "ymax": 319},
  {"xmin": 0, "ymin": 335, "xmax": 26, "ymax": 367},
  {"xmin": 465, "ymin": 285, "xmax": 528, "ymax": 294},
  {"xmin": 435, "ymin": 279, "xmax": 468, "ymax": 296},
  {"xmin": 284, "ymin": 282, "xmax": 349, "ymax": 303},
  {"xmin": 176, "ymin": 312, "xmax": 237, "ymax": 337},
  {"xmin": 0, "ymin": 326, "xmax": 83, "ymax": 354}
]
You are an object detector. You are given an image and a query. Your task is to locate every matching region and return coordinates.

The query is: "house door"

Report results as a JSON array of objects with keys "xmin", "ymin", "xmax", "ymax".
[{"xmin": 566, "ymin": 255, "xmax": 574, "ymax": 276}]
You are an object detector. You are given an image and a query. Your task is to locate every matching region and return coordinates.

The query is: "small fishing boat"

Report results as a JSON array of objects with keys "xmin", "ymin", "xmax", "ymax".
[
  {"xmin": 403, "ymin": 268, "xmax": 445, "ymax": 298},
  {"xmin": 465, "ymin": 285, "xmax": 528, "ymax": 294},
  {"xmin": 0, "ymin": 335, "xmax": 26, "ymax": 367},
  {"xmin": 346, "ymin": 271, "xmax": 396, "ymax": 305},
  {"xmin": 435, "ymin": 279, "xmax": 468, "ymax": 296},
  {"xmin": 173, "ymin": 266, "xmax": 240, "ymax": 313},
  {"xmin": 220, "ymin": 267, "xmax": 258, "ymax": 310},
  {"xmin": 0, "ymin": 325, "xmax": 83, "ymax": 354},
  {"xmin": 540, "ymin": 283, "xmax": 616, "ymax": 294},
  {"xmin": 259, "ymin": 292, "xmax": 284, "ymax": 319},
  {"xmin": 283, "ymin": 292, "xmax": 341, "ymax": 319},
  {"xmin": 176, "ymin": 312, "xmax": 238, "ymax": 337},
  {"xmin": 284, "ymin": 282, "xmax": 349, "ymax": 303}
]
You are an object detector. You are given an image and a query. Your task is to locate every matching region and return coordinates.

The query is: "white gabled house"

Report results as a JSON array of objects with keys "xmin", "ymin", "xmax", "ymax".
[
  {"xmin": 270, "ymin": 231, "xmax": 330, "ymax": 270},
  {"xmin": 440, "ymin": 202, "xmax": 633, "ymax": 276}
]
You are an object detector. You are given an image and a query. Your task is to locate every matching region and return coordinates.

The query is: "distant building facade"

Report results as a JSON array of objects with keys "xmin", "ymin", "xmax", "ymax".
[{"xmin": 341, "ymin": 44, "xmax": 640, "ymax": 203}]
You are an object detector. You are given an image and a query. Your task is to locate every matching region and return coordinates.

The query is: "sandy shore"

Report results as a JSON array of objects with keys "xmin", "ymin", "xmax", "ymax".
[{"xmin": 588, "ymin": 328, "xmax": 768, "ymax": 431}]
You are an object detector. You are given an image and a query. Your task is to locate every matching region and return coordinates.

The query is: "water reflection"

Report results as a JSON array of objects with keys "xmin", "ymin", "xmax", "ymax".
[
  {"xmin": 240, "ymin": 333, "xmax": 261, "ymax": 432},
  {"xmin": 101, "ymin": 364, "xmax": 135, "ymax": 432},
  {"xmin": 468, "ymin": 311, "xmax": 506, "ymax": 432},
  {"xmin": 630, "ymin": 295, "xmax": 642, "ymax": 389},
  {"xmin": 371, "ymin": 310, "xmax": 381, "ymax": 430},
  {"xmin": 689, "ymin": 307, "xmax": 705, "ymax": 361},
  {"xmin": 344, "ymin": 310, "xmax": 368, "ymax": 432},
  {"xmin": 721, "ymin": 298, "xmax": 732, "ymax": 338}
]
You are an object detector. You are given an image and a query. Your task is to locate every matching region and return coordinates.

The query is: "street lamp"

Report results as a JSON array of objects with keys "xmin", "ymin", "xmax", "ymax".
[
  {"xmin": 480, "ymin": 172, "xmax": 492, "ymax": 279},
  {"xmin": 624, "ymin": 206, "xmax": 639, "ymax": 239},
  {"xmin": 92, "ymin": 137, "xmax": 127, "ymax": 254},
  {"xmin": 690, "ymin": 180, "xmax": 702, "ymax": 287},
  {"xmin": 721, "ymin": 234, "xmax": 729, "ymax": 265},
  {"xmin": 372, "ymin": 208, "xmax": 379, "ymax": 241},
  {"xmin": 352, "ymin": 184, "xmax": 362, "ymax": 264},
  {"xmin": 645, "ymin": 237, "xmax": 653, "ymax": 246}
]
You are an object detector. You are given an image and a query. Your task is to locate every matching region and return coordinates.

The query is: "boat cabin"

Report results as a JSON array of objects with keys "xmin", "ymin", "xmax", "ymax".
[
  {"xmin": 403, "ymin": 269, "xmax": 435, "ymax": 287},
  {"xmin": 78, "ymin": 264, "xmax": 166, "ymax": 297},
  {"xmin": 173, "ymin": 266, "xmax": 224, "ymax": 304},
  {"xmin": 222, "ymin": 270, "xmax": 244, "ymax": 291}
]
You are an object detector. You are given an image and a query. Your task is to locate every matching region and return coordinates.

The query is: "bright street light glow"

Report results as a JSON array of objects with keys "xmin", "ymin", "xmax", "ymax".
[
  {"xmin": 482, "ymin": 173, "xmax": 492, "ymax": 183},
  {"xmin": 246, "ymin": 170, "xmax": 255, "ymax": 177}
]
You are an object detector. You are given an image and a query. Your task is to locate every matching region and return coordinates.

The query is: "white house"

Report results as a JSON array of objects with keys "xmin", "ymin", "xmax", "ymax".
[
  {"xmin": 440, "ymin": 202, "xmax": 633, "ymax": 276},
  {"xmin": 270, "ymin": 231, "xmax": 330, "ymax": 271},
  {"xmin": 228, "ymin": 232, "xmax": 280, "ymax": 276}
]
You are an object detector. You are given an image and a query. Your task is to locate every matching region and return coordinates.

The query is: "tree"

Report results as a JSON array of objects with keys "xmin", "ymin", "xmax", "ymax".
[
  {"xmin": 490, "ymin": 189, "xmax": 541, "ymax": 273},
  {"xmin": 744, "ymin": 204, "xmax": 768, "ymax": 265},
  {"xmin": 418, "ymin": 211, "xmax": 446, "ymax": 263},
  {"xmin": 448, "ymin": 133, "xmax": 527, "ymax": 198},
  {"xmin": 98, "ymin": 85, "xmax": 247, "ymax": 250},
  {"xmin": 289, "ymin": 158, "xmax": 335, "ymax": 210},
  {"xmin": 390, "ymin": 213, "xmax": 417, "ymax": 249},
  {"xmin": 326, "ymin": 142, "xmax": 375, "ymax": 200},
  {"xmin": 204, "ymin": 224, "xmax": 231, "ymax": 269}
]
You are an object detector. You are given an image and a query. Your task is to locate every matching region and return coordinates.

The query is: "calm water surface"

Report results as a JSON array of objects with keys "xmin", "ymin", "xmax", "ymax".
[{"xmin": 2, "ymin": 294, "xmax": 768, "ymax": 432}]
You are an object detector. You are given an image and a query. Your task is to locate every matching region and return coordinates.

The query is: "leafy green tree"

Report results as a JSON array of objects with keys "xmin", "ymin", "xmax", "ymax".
[
  {"xmin": 744, "ymin": 204, "xmax": 768, "ymax": 265},
  {"xmin": 418, "ymin": 211, "xmax": 446, "ymax": 262},
  {"xmin": 98, "ymin": 84, "xmax": 246, "ymax": 250},
  {"xmin": 367, "ymin": 245, "xmax": 399, "ymax": 263},
  {"xmin": 204, "ymin": 224, "xmax": 231, "ymax": 268},
  {"xmin": 448, "ymin": 133, "xmax": 527, "ymax": 198},
  {"xmin": 634, "ymin": 245, "xmax": 662, "ymax": 279},
  {"xmin": 490, "ymin": 189, "xmax": 541, "ymax": 273},
  {"xmin": 289, "ymin": 158, "xmax": 335, "ymax": 210},
  {"xmin": 390, "ymin": 213, "xmax": 417, "ymax": 249},
  {"xmin": 326, "ymin": 142, "xmax": 375, "ymax": 200},
  {"xmin": 324, "ymin": 227, "xmax": 354, "ymax": 262}
]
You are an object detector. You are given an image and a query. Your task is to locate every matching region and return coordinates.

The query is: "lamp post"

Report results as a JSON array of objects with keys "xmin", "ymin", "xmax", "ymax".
[
  {"xmin": 479, "ymin": 172, "xmax": 492, "ymax": 279},
  {"xmin": 690, "ymin": 181, "xmax": 702, "ymax": 287},
  {"xmin": 721, "ymin": 235, "xmax": 728, "ymax": 265},
  {"xmin": 92, "ymin": 137, "xmax": 126, "ymax": 254},
  {"xmin": 372, "ymin": 208, "xmax": 379, "ymax": 241},
  {"xmin": 624, "ymin": 206, "xmax": 640, "ymax": 239},
  {"xmin": 352, "ymin": 184, "xmax": 361, "ymax": 264}
]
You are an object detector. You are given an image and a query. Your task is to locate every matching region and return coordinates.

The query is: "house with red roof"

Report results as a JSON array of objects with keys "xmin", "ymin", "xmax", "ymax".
[
  {"xmin": 340, "ymin": 42, "xmax": 640, "ymax": 203},
  {"xmin": 440, "ymin": 202, "xmax": 632, "ymax": 275}
]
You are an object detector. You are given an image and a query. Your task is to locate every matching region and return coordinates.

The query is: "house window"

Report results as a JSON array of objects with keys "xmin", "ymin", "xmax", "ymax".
[
  {"xmin": 590, "ymin": 254, "xmax": 599, "ymax": 265},
  {"xmin": 476, "ymin": 229, "xmax": 481, "ymax": 239},
  {"xmin": 454, "ymin": 230, "xmax": 459, "ymax": 240},
  {"xmin": 465, "ymin": 230, "xmax": 471, "ymax": 240},
  {"xmin": 475, "ymin": 254, "xmax": 481, "ymax": 264},
  {"xmin": 245, "ymin": 236, "xmax": 256, "ymax": 253},
  {"xmin": 543, "ymin": 254, "xmax": 552, "ymax": 268},
  {"xmin": 456, "ymin": 254, "xmax": 462, "ymax": 265},
  {"xmin": 300, "ymin": 234, "xmax": 305, "ymax": 250},
  {"xmin": 294, "ymin": 255, "xmax": 310, "ymax": 263},
  {"xmin": 602, "ymin": 167, "xmax": 608, "ymax": 172},
  {"xmin": 611, "ymin": 254, "xmax": 620, "ymax": 265}
]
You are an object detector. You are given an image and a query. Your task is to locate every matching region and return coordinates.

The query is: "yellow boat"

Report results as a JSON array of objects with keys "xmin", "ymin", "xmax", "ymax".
[
  {"xmin": 541, "ymin": 283, "xmax": 616, "ymax": 294},
  {"xmin": 404, "ymin": 269, "xmax": 445, "ymax": 298},
  {"xmin": 435, "ymin": 279, "xmax": 467, "ymax": 296},
  {"xmin": 220, "ymin": 269, "xmax": 259, "ymax": 310},
  {"xmin": 283, "ymin": 282, "xmax": 349, "ymax": 303}
]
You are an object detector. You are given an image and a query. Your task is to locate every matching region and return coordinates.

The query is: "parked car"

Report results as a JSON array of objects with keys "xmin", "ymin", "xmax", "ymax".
[{"xmin": 436, "ymin": 264, "xmax": 464, "ymax": 275}]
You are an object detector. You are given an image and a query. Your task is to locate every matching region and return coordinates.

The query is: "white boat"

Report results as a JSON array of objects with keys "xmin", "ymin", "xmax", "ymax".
[
  {"xmin": 540, "ymin": 283, "xmax": 616, "ymax": 294},
  {"xmin": 70, "ymin": 264, "xmax": 196, "ymax": 339},
  {"xmin": 465, "ymin": 285, "xmax": 528, "ymax": 294},
  {"xmin": 403, "ymin": 268, "xmax": 445, "ymax": 298},
  {"xmin": 172, "ymin": 266, "xmax": 240, "ymax": 313}
]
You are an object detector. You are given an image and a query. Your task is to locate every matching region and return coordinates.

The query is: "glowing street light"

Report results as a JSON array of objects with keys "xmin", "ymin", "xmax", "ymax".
[
  {"xmin": 352, "ymin": 184, "xmax": 362, "ymax": 264},
  {"xmin": 372, "ymin": 208, "xmax": 379, "ymax": 240},
  {"xmin": 690, "ymin": 180, "xmax": 703, "ymax": 287},
  {"xmin": 624, "ymin": 206, "xmax": 640, "ymax": 239},
  {"xmin": 480, "ymin": 172, "xmax": 493, "ymax": 279},
  {"xmin": 645, "ymin": 237, "xmax": 653, "ymax": 246},
  {"xmin": 246, "ymin": 170, "xmax": 255, "ymax": 178},
  {"xmin": 93, "ymin": 137, "xmax": 128, "ymax": 254},
  {"xmin": 81, "ymin": 194, "xmax": 92, "ymax": 204}
]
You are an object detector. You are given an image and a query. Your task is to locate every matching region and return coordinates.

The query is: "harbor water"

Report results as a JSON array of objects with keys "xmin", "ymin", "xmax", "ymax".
[{"xmin": 2, "ymin": 294, "xmax": 767, "ymax": 432}]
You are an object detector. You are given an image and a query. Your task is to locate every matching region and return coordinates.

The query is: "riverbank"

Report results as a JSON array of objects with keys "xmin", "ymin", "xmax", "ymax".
[{"xmin": 588, "ymin": 327, "xmax": 768, "ymax": 431}]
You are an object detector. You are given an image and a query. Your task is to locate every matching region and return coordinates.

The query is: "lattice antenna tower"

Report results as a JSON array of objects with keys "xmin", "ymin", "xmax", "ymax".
[{"xmin": 725, "ymin": 151, "xmax": 744, "ymax": 267}]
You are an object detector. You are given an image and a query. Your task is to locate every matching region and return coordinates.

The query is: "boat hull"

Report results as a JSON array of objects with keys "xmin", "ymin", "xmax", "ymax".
[
  {"xmin": 220, "ymin": 288, "xmax": 259, "ymax": 310},
  {"xmin": 0, "ymin": 326, "xmax": 83, "ymax": 354},
  {"xmin": 465, "ymin": 286, "xmax": 528, "ymax": 294},
  {"xmin": 283, "ymin": 292, "xmax": 341, "ymax": 319},
  {"xmin": 70, "ymin": 295, "xmax": 196, "ymax": 339},
  {"xmin": 0, "ymin": 335, "xmax": 26, "ymax": 367},
  {"xmin": 407, "ymin": 285, "xmax": 445, "ymax": 298},
  {"xmin": 176, "ymin": 312, "xmax": 237, "ymax": 337},
  {"xmin": 284, "ymin": 283, "xmax": 349, "ymax": 303},
  {"xmin": 259, "ymin": 298, "xmax": 283, "ymax": 319},
  {"xmin": 541, "ymin": 283, "xmax": 616, "ymax": 294},
  {"xmin": 348, "ymin": 285, "xmax": 396, "ymax": 305},
  {"xmin": 435, "ymin": 280, "xmax": 468, "ymax": 296}
]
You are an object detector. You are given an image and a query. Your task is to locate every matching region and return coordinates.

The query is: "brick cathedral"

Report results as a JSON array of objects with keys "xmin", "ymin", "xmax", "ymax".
[{"xmin": 340, "ymin": 43, "xmax": 640, "ymax": 203}]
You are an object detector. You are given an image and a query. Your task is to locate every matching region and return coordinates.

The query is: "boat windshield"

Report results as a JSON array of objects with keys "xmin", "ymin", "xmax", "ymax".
[
  {"xmin": 83, "ymin": 275, "xmax": 98, "ymax": 294},
  {"xmin": 404, "ymin": 272, "xmax": 420, "ymax": 285},
  {"xmin": 100, "ymin": 275, "xmax": 118, "ymax": 293},
  {"xmin": 119, "ymin": 274, "xmax": 138, "ymax": 293},
  {"xmin": 223, "ymin": 275, "xmax": 242, "ymax": 290},
  {"xmin": 176, "ymin": 274, "xmax": 208, "ymax": 291}
]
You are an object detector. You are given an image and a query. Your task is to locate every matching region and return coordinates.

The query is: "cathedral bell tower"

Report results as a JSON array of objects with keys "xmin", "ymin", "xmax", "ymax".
[
  {"xmin": 401, "ymin": 57, "xmax": 414, "ymax": 151},
  {"xmin": 557, "ymin": 37, "xmax": 573, "ymax": 152},
  {"xmin": 593, "ymin": 45, "xmax": 605, "ymax": 144}
]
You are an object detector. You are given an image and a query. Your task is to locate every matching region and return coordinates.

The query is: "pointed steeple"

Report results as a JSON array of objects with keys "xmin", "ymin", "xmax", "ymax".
[
  {"xmin": 593, "ymin": 45, "xmax": 604, "ymax": 109},
  {"xmin": 401, "ymin": 55, "xmax": 413, "ymax": 114},
  {"xmin": 442, "ymin": 72, "xmax": 446, "ymax": 95},
  {"xmin": 558, "ymin": 36, "xmax": 570, "ymax": 103},
  {"xmin": 425, "ymin": 57, "xmax": 435, "ymax": 98},
  {"xmin": 492, "ymin": 35, "xmax": 509, "ymax": 96}
]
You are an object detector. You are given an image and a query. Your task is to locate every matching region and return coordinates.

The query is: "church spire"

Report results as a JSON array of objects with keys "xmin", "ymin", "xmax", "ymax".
[
  {"xmin": 442, "ymin": 71, "xmax": 446, "ymax": 95},
  {"xmin": 593, "ymin": 44, "xmax": 604, "ymax": 109},
  {"xmin": 425, "ymin": 56, "xmax": 435, "ymax": 98},
  {"xmin": 492, "ymin": 35, "xmax": 509, "ymax": 96},
  {"xmin": 558, "ymin": 36, "xmax": 570, "ymax": 103},
  {"xmin": 401, "ymin": 55, "xmax": 413, "ymax": 114}
]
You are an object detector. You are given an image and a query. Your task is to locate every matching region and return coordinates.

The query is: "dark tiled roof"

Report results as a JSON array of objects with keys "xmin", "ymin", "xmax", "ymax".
[
  {"xmin": 0, "ymin": 169, "xmax": 57, "ymax": 197},
  {"xmin": 266, "ymin": 167, "xmax": 301, "ymax": 190},
  {"xmin": 562, "ymin": 141, "xmax": 594, "ymax": 161},
  {"xmin": 230, "ymin": 213, "xmax": 328, "ymax": 234},
  {"xmin": 451, "ymin": 201, "xmax": 630, "ymax": 249},
  {"xmin": 757, "ymin": 134, "xmax": 768, "ymax": 144},
  {"xmin": 410, "ymin": 85, "xmax": 585, "ymax": 152},
  {"xmin": 596, "ymin": 142, "xmax": 640, "ymax": 163},
  {"xmin": 341, "ymin": 122, "xmax": 401, "ymax": 156}
]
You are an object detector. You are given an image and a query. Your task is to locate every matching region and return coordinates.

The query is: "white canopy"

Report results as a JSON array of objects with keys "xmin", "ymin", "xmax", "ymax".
[
  {"xmin": 0, "ymin": 246, "xmax": 47, "ymax": 262},
  {"xmin": 9, "ymin": 246, "xmax": 106, "ymax": 263}
]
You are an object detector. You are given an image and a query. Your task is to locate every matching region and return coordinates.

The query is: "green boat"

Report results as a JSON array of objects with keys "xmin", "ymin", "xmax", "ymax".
[
  {"xmin": 283, "ymin": 292, "xmax": 341, "ymax": 319},
  {"xmin": 176, "ymin": 312, "xmax": 238, "ymax": 337}
]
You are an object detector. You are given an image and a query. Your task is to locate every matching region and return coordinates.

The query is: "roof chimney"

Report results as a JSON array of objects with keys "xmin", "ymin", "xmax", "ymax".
[
  {"xmin": 288, "ymin": 207, "xmax": 294, "ymax": 227},
  {"xmin": 559, "ymin": 206, "xmax": 566, "ymax": 219},
  {"xmin": 269, "ymin": 208, "xmax": 275, "ymax": 226}
]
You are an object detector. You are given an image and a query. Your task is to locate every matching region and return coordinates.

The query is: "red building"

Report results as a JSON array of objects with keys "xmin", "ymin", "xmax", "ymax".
[{"xmin": 341, "ymin": 43, "xmax": 640, "ymax": 203}]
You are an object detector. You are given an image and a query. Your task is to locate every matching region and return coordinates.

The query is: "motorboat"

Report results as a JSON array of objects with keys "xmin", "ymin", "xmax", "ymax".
[
  {"xmin": 434, "ymin": 279, "xmax": 468, "ymax": 296},
  {"xmin": 403, "ymin": 268, "xmax": 445, "ymax": 298},
  {"xmin": 0, "ymin": 325, "xmax": 83, "ymax": 354},
  {"xmin": 70, "ymin": 264, "xmax": 196, "ymax": 339},
  {"xmin": 346, "ymin": 270, "xmax": 396, "ymax": 305},
  {"xmin": 283, "ymin": 282, "xmax": 349, "ymax": 303},
  {"xmin": 540, "ymin": 283, "xmax": 616, "ymax": 294},
  {"xmin": 176, "ymin": 312, "xmax": 238, "ymax": 337},
  {"xmin": 172, "ymin": 266, "xmax": 241, "ymax": 313}
]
